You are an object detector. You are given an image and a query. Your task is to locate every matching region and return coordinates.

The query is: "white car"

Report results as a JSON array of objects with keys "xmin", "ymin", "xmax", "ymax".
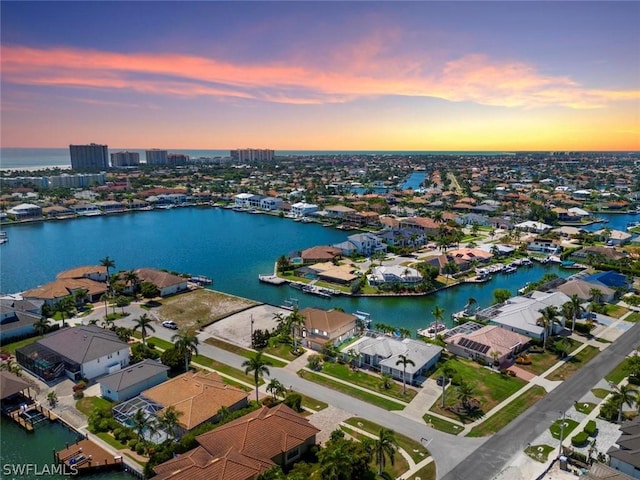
[{"xmin": 162, "ymin": 320, "xmax": 178, "ymax": 330}]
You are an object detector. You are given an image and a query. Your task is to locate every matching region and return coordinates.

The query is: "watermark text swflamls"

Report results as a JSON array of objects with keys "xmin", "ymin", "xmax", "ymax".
[{"xmin": 3, "ymin": 463, "xmax": 78, "ymax": 477}]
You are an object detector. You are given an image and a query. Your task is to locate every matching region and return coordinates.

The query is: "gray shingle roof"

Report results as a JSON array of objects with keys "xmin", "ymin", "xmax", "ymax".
[
  {"xmin": 99, "ymin": 359, "xmax": 169, "ymax": 392},
  {"xmin": 37, "ymin": 325, "xmax": 127, "ymax": 364}
]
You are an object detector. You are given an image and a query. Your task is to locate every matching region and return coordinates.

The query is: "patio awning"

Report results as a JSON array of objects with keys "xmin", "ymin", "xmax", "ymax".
[{"xmin": 0, "ymin": 371, "xmax": 31, "ymax": 400}]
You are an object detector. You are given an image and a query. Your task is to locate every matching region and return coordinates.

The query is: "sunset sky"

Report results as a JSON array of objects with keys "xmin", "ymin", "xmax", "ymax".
[{"xmin": 1, "ymin": 1, "xmax": 639, "ymax": 151}]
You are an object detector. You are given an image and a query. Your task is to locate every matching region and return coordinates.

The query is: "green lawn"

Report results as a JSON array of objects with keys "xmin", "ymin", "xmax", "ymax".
[
  {"xmin": 321, "ymin": 362, "xmax": 417, "ymax": 402},
  {"xmin": 203, "ymin": 337, "xmax": 287, "ymax": 367},
  {"xmin": 467, "ymin": 386, "xmax": 546, "ymax": 437},
  {"xmin": 516, "ymin": 352, "xmax": 560, "ymax": 376},
  {"xmin": 96, "ymin": 432, "xmax": 129, "ymax": 451},
  {"xmin": 625, "ymin": 313, "xmax": 640, "ymax": 323},
  {"xmin": 575, "ymin": 401, "xmax": 597, "ymax": 415},
  {"xmin": 429, "ymin": 358, "xmax": 526, "ymax": 423},
  {"xmin": 148, "ymin": 336, "xmax": 174, "ymax": 350},
  {"xmin": 340, "ymin": 426, "xmax": 409, "ymax": 479},
  {"xmin": 76, "ymin": 396, "xmax": 113, "ymax": 416},
  {"xmin": 263, "ymin": 341, "xmax": 299, "ymax": 362},
  {"xmin": 411, "ymin": 461, "xmax": 436, "ymax": 480},
  {"xmin": 606, "ymin": 357, "xmax": 633, "ymax": 384},
  {"xmin": 545, "ymin": 346, "xmax": 600, "ymax": 381},
  {"xmin": 591, "ymin": 388, "xmax": 611, "ymax": 399},
  {"xmin": 423, "ymin": 414, "xmax": 464, "ymax": 435},
  {"xmin": 1, "ymin": 335, "xmax": 43, "ymax": 354},
  {"xmin": 604, "ymin": 304, "xmax": 629, "ymax": 319},
  {"xmin": 191, "ymin": 355, "xmax": 262, "ymax": 386},
  {"xmin": 297, "ymin": 392, "xmax": 328, "ymax": 412},
  {"xmin": 298, "ymin": 370, "xmax": 405, "ymax": 410},
  {"xmin": 525, "ymin": 444, "xmax": 555, "ymax": 463},
  {"xmin": 343, "ymin": 417, "xmax": 429, "ymax": 463},
  {"xmin": 549, "ymin": 418, "xmax": 579, "ymax": 440}
]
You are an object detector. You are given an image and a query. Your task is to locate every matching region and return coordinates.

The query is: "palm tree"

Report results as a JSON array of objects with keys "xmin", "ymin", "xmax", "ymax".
[
  {"xmin": 33, "ymin": 316, "xmax": 50, "ymax": 336},
  {"xmin": 123, "ymin": 269, "xmax": 140, "ymax": 295},
  {"xmin": 131, "ymin": 408, "xmax": 150, "ymax": 443},
  {"xmin": 567, "ymin": 294, "xmax": 584, "ymax": 333},
  {"xmin": 286, "ymin": 307, "xmax": 306, "ymax": 352},
  {"xmin": 172, "ymin": 328, "xmax": 199, "ymax": 372},
  {"xmin": 54, "ymin": 295, "xmax": 75, "ymax": 327},
  {"xmin": 374, "ymin": 428, "xmax": 398, "ymax": 475},
  {"xmin": 100, "ymin": 256, "xmax": 116, "ymax": 292},
  {"xmin": 157, "ymin": 406, "xmax": 183, "ymax": 442},
  {"xmin": 457, "ymin": 380, "xmax": 475, "ymax": 412},
  {"xmin": 538, "ymin": 306, "xmax": 559, "ymax": 351},
  {"xmin": 395, "ymin": 354, "xmax": 416, "ymax": 395},
  {"xmin": 431, "ymin": 305, "xmax": 445, "ymax": 337},
  {"xmin": 589, "ymin": 288, "xmax": 603, "ymax": 304},
  {"xmin": 99, "ymin": 293, "xmax": 111, "ymax": 319},
  {"xmin": 132, "ymin": 313, "xmax": 155, "ymax": 346},
  {"xmin": 266, "ymin": 378, "xmax": 286, "ymax": 400},
  {"xmin": 612, "ymin": 384, "xmax": 638, "ymax": 423},
  {"xmin": 242, "ymin": 351, "xmax": 272, "ymax": 402},
  {"xmin": 216, "ymin": 405, "xmax": 231, "ymax": 423}
]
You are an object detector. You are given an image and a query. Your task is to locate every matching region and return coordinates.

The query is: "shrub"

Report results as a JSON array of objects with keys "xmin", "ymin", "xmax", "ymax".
[
  {"xmin": 628, "ymin": 375, "xmax": 640, "ymax": 386},
  {"xmin": 129, "ymin": 438, "xmax": 138, "ymax": 448},
  {"xmin": 585, "ymin": 420, "xmax": 597, "ymax": 437},
  {"xmin": 147, "ymin": 341, "xmax": 156, "ymax": 350},
  {"xmin": 73, "ymin": 390, "xmax": 84, "ymax": 400},
  {"xmin": 283, "ymin": 393, "xmax": 302, "ymax": 412},
  {"xmin": 135, "ymin": 443, "xmax": 146, "ymax": 455},
  {"xmin": 574, "ymin": 322, "xmax": 593, "ymax": 335},
  {"xmin": 571, "ymin": 431, "xmax": 589, "ymax": 447}
]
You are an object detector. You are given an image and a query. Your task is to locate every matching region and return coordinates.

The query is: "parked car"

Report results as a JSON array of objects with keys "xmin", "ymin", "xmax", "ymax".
[{"xmin": 162, "ymin": 320, "xmax": 178, "ymax": 329}]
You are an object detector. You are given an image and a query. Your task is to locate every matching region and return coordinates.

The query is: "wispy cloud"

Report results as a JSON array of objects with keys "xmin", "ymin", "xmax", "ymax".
[{"xmin": 2, "ymin": 44, "xmax": 637, "ymax": 109}]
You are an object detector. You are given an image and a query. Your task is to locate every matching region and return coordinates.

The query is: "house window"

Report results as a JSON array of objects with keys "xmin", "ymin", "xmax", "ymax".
[
  {"xmin": 285, "ymin": 446, "xmax": 300, "ymax": 462},
  {"xmin": 108, "ymin": 354, "xmax": 113, "ymax": 359}
]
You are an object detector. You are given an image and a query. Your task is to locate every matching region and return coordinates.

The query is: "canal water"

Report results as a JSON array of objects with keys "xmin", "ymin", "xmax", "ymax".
[
  {"xmin": 0, "ymin": 207, "xmax": 589, "ymax": 331},
  {"xmin": 0, "ymin": 416, "xmax": 133, "ymax": 480},
  {"xmin": 582, "ymin": 212, "xmax": 639, "ymax": 232}
]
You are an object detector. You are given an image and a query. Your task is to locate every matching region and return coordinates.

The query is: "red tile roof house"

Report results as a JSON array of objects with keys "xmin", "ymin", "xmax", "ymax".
[
  {"xmin": 151, "ymin": 404, "xmax": 319, "ymax": 480},
  {"xmin": 299, "ymin": 307, "xmax": 359, "ymax": 351},
  {"xmin": 134, "ymin": 268, "xmax": 188, "ymax": 297},
  {"xmin": 445, "ymin": 325, "xmax": 530, "ymax": 367}
]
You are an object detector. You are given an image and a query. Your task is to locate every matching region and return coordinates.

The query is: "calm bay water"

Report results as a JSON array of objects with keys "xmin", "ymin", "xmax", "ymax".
[{"xmin": 0, "ymin": 207, "xmax": 583, "ymax": 331}]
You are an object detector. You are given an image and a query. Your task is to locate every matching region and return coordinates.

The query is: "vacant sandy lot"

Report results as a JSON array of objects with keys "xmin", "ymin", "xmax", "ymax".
[
  {"xmin": 202, "ymin": 304, "xmax": 292, "ymax": 347},
  {"xmin": 156, "ymin": 289, "xmax": 260, "ymax": 329}
]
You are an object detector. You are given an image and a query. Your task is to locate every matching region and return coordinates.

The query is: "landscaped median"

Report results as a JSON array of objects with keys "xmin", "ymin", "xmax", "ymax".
[{"xmin": 203, "ymin": 337, "xmax": 287, "ymax": 367}]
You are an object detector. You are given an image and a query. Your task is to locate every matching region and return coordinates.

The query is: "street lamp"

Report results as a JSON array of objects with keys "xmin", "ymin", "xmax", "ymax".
[
  {"xmin": 558, "ymin": 411, "xmax": 566, "ymax": 458},
  {"xmin": 250, "ymin": 315, "xmax": 254, "ymax": 348}
]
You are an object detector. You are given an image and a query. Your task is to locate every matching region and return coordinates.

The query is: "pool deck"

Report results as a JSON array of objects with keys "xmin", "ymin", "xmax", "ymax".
[{"xmin": 56, "ymin": 438, "xmax": 125, "ymax": 472}]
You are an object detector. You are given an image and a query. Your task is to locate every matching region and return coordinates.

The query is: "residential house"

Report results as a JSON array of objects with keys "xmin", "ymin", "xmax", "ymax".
[
  {"xmin": 346, "ymin": 232, "xmax": 387, "ymax": 256},
  {"xmin": 303, "ymin": 262, "xmax": 358, "ymax": 285},
  {"xmin": 260, "ymin": 196, "xmax": 283, "ymax": 211},
  {"xmin": 95, "ymin": 200, "xmax": 126, "ymax": 213},
  {"xmin": 343, "ymin": 335, "xmax": 442, "ymax": 385},
  {"xmin": 455, "ymin": 213, "xmax": 491, "ymax": 227},
  {"xmin": 399, "ymin": 216, "xmax": 441, "ymax": 236},
  {"xmin": 346, "ymin": 210, "xmax": 380, "ymax": 227},
  {"xmin": 584, "ymin": 271, "xmax": 630, "ymax": 292},
  {"xmin": 135, "ymin": 268, "xmax": 188, "ymax": 297},
  {"xmin": 152, "ymin": 404, "xmax": 320, "ymax": 480},
  {"xmin": 113, "ymin": 371, "xmax": 248, "ymax": 440},
  {"xmin": 445, "ymin": 325, "xmax": 530, "ymax": 366},
  {"xmin": 22, "ymin": 277, "xmax": 107, "ymax": 307},
  {"xmin": 290, "ymin": 202, "xmax": 318, "ymax": 217},
  {"xmin": 514, "ymin": 221, "xmax": 552, "ymax": 233},
  {"xmin": 234, "ymin": 193, "xmax": 254, "ymax": 208},
  {"xmin": 571, "ymin": 245, "xmax": 627, "ymax": 262},
  {"xmin": 594, "ymin": 229, "xmax": 632, "ymax": 246},
  {"xmin": 367, "ymin": 265, "xmax": 422, "ymax": 286},
  {"xmin": 70, "ymin": 202, "xmax": 101, "ymax": 215},
  {"xmin": 0, "ymin": 297, "xmax": 43, "ymax": 342},
  {"xmin": 42, "ymin": 205, "xmax": 74, "ymax": 218},
  {"xmin": 324, "ymin": 205, "xmax": 356, "ymax": 220},
  {"xmin": 608, "ymin": 416, "xmax": 640, "ymax": 479},
  {"xmin": 15, "ymin": 325, "xmax": 130, "ymax": 381},
  {"xmin": 299, "ymin": 307, "xmax": 358, "ymax": 351},
  {"xmin": 553, "ymin": 279, "xmax": 616, "ymax": 303},
  {"xmin": 477, "ymin": 291, "xmax": 571, "ymax": 340},
  {"xmin": 57, "ymin": 265, "xmax": 108, "ymax": 282},
  {"xmin": 299, "ymin": 246, "xmax": 342, "ymax": 264},
  {"xmin": 527, "ymin": 237, "xmax": 561, "ymax": 254},
  {"xmin": 100, "ymin": 359, "xmax": 169, "ymax": 402},
  {"xmin": 7, "ymin": 203, "xmax": 42, "ymax": 219}
]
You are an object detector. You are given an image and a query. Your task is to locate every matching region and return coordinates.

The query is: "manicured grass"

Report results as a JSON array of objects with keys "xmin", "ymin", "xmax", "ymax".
[
  {"xmin": 549, "ymin": 418, "xmax": 579, "ymax": 440},
  {"xmin": 203, "ymin": 337, "xmax": 287, "ymax": 367},
  {"xmin": 191, "ymin": 354, "xmax": 263, "ymax": 385},
  {"xmin": 340, "ymin": 426, "xmax": 409, "ymax": 479},
  {"xmin": 625, "ymin": 313, "xmax": 640, "ymax": 323},
  {"xmin": 525, "ymin": 444, "xmax": 555, "ymax": 463},
  {"xmin": 423, "ymin": 414, "xmax": 464, "ymax": 435},
  {"xmin": 575, "ymin": 401, "xmax": 597, "ymax": 415},
  {"xmin": 148, "ymin": 336, "xmax": 174, "ymax": 350},
  {"xmin": 591, "ymin": 388, "xmax": 611, "ymax": 399},
  {"xmin": 1, "ymin": 335, "xmax": 43, "ymax": 354},
  {"xmin": 467, "ymin": 386, "xmax": 546, "ymax": 437},
  {"xmin": 96, "ymin": 432, "xmax": 129, "ymax": 450},
  {"xmin": 518, "ymin": 339, "xmax": 582, "ymax": 376},
  {"xmin": 411, "ymin": 461, "xmax": 437, "ymax": 480},
  {"xmin": 297, "ymin": 392, "xmax": 328, "ymax": 412},
  {"xmin": 321, "ymin": 362, "xmax": 417, "ymax": 402},
  {"xmin": 263, "ymin": 340, "xmax": 298, "ymax": 362},
  {"xmin": 604, "ymin": 304, "xmax": 629, "ymax": 319},
  {"xmin": 344, "ymin": 417, "xmax": 429, "ymax": 463},
  {"xmin": 545, "ymin": 346, "xmax": 600, "ymax": 381},
  {"xmin": 76, "ymin": 396, "xmax": 113, "ymax": 416},
  {"xmin": 298, "ymin": 369, "xmax": 405, "ymax": 410},
  {"xmin": 429, "ymin": 358, "xmax": 526, "ymax": 423},
  {"xmin": 606, "ymin": 357, "xmax": 632, "ymax": 384}
]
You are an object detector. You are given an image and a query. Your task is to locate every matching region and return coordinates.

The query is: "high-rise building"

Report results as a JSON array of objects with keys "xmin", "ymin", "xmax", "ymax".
[
  {"xmin": 230, "ymin": 149, "xmax": 275, "ymax": 162},
  {"xmin": 167, "ymin": 153, "xmax": 189, "ymax": 166},
  {"xmin": 110, "ymin": 151, "xmax": 140, "ymax": 168},
  {"xmin": 145, "ymin": 149, "xmax": 168, "ymax": 166},
  {"xmin": 69, "ymin": 143, "xmax": 109, "ymax": 171}
]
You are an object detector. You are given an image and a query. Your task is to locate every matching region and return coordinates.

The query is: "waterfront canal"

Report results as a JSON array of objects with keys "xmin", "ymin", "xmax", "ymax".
[{"xmin": 3, "ymin": 209, "xmax": 635, "ymax": 332}]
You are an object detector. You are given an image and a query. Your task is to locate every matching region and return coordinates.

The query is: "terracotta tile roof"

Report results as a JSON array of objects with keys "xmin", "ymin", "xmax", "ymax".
[
  {"xmin": 448, "ymin": 325, "xmax": 530, "ymax": 357},
  {"xmin": 196, "ymin": 404, "xmax": 319, "ymax": 463},
  {"xmin": 134, "ymin": 268, "xmax": 187, "ymax": 289},
  {"xmin": 300, "ymin": 246, "xmax": 342, "ymax": 262},
  {"xmin": 23, "ymin": 278, "xmax": 107, "ymax": 300},
  {"xmin": 57, "ymin": 265, "xmax": 107, "ymax": 279},
  {"xmin": 300, "ymin": 308, "xmax": 357, "ymax": 334},
  {"xmin": 142, "ymin": 372, "xmax": 248, "ymax": 430}
]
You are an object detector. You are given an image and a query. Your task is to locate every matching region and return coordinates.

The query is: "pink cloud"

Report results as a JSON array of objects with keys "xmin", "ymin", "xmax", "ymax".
[{"xmin": 2, "ymin": 44, "xmax": 637, "ymax": 109}]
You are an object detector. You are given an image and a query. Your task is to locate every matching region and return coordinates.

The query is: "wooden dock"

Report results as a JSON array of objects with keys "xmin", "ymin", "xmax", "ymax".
[
  {"xmin": 9, "ymin": 408, "xmax": 34, "ymax": 431},
  {"xmin": 56, "ymin": 438, "xmax": 124, "ymax": 474}
]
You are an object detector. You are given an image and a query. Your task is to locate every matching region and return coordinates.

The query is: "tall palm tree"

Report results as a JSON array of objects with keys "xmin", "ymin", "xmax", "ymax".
[
  {"xmin": 132, "ymin": 313, "xmax": 155, "ymax": 346},
  {"xmin": 538, "ymin": 306, "xmax": 559, "ymax": 351},
  {"xmin": 100, "ymin": 256, "xmax": 116, "ymax": 292},
  {"xmin": 374, "ymin": 428, "xmax": 398, "ymax": 475},
  {"xmin": 569, "ymin": 294, "xmax": 584, "ymax": 333},
  {"xmin": 266, "ymin": 378, "xmax": 286, "ymax": 400},
  {"xmin": 131, "ymin": 408, "xmax": 150, "ymax": 443},
  {"xmin": 431, "ymin": 305, "xmax": 445, "ymax": 337},
  {"xmin": 33, "ymin": 317, "xmax": 50, "ymax": 336},
  {"xmin": 55, "ymin": 295, "xmax": 75, "ymax": 327},
  {"xmin": 457, "ymin": 380, "xmax": 476, "ymax": 412},
  {"xmin": 172, "ymin": 328, "xmax": 200, "ymax": 372},
  {"xmin": 242, "ymin": 351, "xmax": 272, "ymax": 402},
  {"xmin": 589, "ymin": 288, "xmax": 603, "ymax": 304},
  {"xmin": 99, "ymin": 293, "xmax": 111, "ymax": 319},
  {"xmin": 395, "ymin": 354, "xmax": 416, "ymax": 395},
  {"xmin": 613, "ymin": 384, "xmax": 638, "ymax": 423},
  {"xmin": 286, "ymin": 307, "xmax": 306, "ymax": 352},
  {"xmin": 123, "ymin": 269, "xmax": 140, "ymax": 295},
  {"xmin": 157, "ymin": 406, "xmax": 183, "ymax": 442}
]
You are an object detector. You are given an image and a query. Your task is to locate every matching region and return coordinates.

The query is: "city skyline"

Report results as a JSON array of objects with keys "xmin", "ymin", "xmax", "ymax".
[{"xmin": 1, "ymin": 1, "xmax": 639, "ymax": 151}]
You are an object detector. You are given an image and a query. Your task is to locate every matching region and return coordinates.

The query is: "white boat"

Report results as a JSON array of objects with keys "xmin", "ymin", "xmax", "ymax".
[
  {"xmin": 281, "ymin": 298, "xmax": 299, "ymax": 310},
  {"xmin": 504, "ymin": 265, "xmax": 517, "ymax": 274}
]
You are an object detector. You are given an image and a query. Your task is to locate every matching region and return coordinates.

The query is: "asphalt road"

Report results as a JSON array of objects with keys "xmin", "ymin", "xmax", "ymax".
[{"xmin": 442, "ymin": 322, "xmax": 640, "ymax": 480}]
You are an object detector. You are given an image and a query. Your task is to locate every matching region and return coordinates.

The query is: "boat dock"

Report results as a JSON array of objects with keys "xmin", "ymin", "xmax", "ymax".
[
  {"xmin": 56, "ymin": 438, "xmax": 125, "ymax": 475},
  {"xmin": 189, "ymin": 275, "xmax": 212, "ymax": 285},
  {"xmin": 258, "ymin": 274, "xmax": 288, "ymax": 285}
]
